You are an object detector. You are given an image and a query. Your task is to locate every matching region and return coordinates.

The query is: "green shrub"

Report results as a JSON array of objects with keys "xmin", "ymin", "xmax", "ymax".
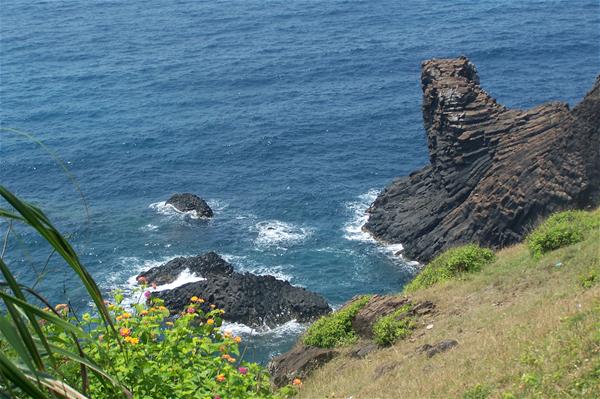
[
  {"xmin": 462, "ymin": 384, "xmax": 492, "ymax": 399},
  {"xmin": 302, "ymin": 296, "xmax": 371, "ymax": 348},
  {"xmin": 372, "ymin": 303, "xmax": 415, "ymax": 346},
  {"xmin": 526, "ymin": 211, "xmax": 591, "ymax": 258},
  {"xmin": 0, "ymin": 187, "xmax": 290, "ymax": 399},
  {"xmin": 404, "ymin": 244, "xmax": 495, "ymax": 292}
]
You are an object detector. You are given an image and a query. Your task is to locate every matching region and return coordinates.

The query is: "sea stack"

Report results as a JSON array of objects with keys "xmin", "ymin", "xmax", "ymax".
[
  {"xmin": 166, "ymin": 193, "xmax": 213, "ymax": 218},
  {"xmin": 365, "ymin": 57, "xmax": 600, "ymax": 262}
]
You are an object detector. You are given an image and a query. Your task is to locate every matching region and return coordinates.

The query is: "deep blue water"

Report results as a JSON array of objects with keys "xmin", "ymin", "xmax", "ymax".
[{"xmin": 1, "ymin": 0, "xmax": 598, "ymax": 363}]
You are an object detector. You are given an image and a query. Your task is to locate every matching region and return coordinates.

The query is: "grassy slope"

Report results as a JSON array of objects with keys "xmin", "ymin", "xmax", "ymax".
[{"xmin": 298, "ymin": 210, "xmax": 600, "ymax": 399}]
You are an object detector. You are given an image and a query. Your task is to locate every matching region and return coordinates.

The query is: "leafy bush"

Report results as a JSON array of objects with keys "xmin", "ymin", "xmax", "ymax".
[
  {"xmin": 302, "ymin": 296, "xmax": 371, "ymax": 348},
  {"xmin": 462, "ymin": 384, "xmax": 492, "ymax": 399},
  {"xmin": 404, "ymin": 244, "xmax": 495, "ymax": 292},
  {"xmin": 526, "ymin": 210, "xmax": 599, "ymax": 258},
  {"xmin": 372, "ymin": 304, "xmax": 415, "ymax": 346},
  {"xmin": 0, "ymin": 186, "xmax": 290, "ymax": 398}
]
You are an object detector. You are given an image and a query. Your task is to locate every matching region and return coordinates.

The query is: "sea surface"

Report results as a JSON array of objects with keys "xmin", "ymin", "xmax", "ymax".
[{"xmin": 1, "ymin": 0, "xmax": 598, "ymax": 363}]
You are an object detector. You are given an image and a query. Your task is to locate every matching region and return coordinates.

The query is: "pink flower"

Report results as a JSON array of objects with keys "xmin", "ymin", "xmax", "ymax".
[
  {"xmin": 238, "ymin": 367, "xmax": 248, "ymax": 375},
  {"xmin": 186, "ymin": 307, "xmax": 196, "ymax": 314},
  {"xmin": 144, "ymin": 291, "xmax": 151, "ymax": 299},
  {"xmin": 214, "ymin": 396, "xmax": 222, "ymax": 399}
]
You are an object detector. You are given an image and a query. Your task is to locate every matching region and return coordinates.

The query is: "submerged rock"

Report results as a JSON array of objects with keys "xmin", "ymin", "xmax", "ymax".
[
  {"xmin": 166, "ymin": 193, "xmax": 213, "ymax": 218},
  {"xmin": 365, "ymin": 57, "xmax": 600, "ymax": 262},
  {"xmin": 137, "ymin": 253, "xmax": 331, "ymax": 327}
]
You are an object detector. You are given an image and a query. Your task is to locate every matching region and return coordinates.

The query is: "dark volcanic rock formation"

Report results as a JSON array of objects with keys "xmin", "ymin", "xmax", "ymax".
[
  {"xmin": 137, "ymin": 253, "xmax": 331, "ymax": 327},
  {"xmin": 166, "ymin": 193, "xmax": 213, "ymax": 218},
  {"xmin": 365, "ymin": 57, "xmax": 600, "ymax": 262},
  {"xmin": 138, "ymin": 252, "xmax": 232, "ymax": 286}
]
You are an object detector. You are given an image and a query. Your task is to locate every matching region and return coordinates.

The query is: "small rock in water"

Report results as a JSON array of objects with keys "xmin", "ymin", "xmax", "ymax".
[{"xmin": 166, "ymin": 193, "xmax": 213, "ymax": 218}]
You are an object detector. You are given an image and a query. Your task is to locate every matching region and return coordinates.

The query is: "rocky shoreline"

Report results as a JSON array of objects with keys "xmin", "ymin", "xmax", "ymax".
[
  {"xmin": 365, "ymin": 57, "xmax": 600, "ymax": 262},
  {"xmin": 137, "ymin": 252, "xmax": 331, "ymax": 327}
]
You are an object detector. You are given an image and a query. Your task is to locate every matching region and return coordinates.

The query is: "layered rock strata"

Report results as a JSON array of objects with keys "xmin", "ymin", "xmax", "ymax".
[
  {"xmin": 365, "ymin": 57, "xmax": 600, "ymax": 262},
  {"xmin": 137, "ymin": 252, "xmax": 331, "ymax": 327}
]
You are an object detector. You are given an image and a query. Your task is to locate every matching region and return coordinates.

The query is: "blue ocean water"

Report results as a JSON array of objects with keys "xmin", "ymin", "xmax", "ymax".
[{"xmin": 1, "ymin": 0, "xmax": 598, "ymax": 362}]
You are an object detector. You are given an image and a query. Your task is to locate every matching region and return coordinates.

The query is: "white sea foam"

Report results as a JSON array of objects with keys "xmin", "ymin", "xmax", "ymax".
[
  {"xmin": 141, "ymin": 223, "xmax": 159, "ymax": 232},
  {"xmin": 254, "ymin": 220, "xmax": 312, "ymax": 249},
  {"xmin": 149, "ymin": 201, "xmax": 202, "ymax": 219},
  {"xmin": 343, "ymin": 188, "xmax": 379, "ymax": 243},
  {"xmin": 152, "ymin": 268, "xmax": 206, "ymax": 292},
  {"xmin": 221, "ymin": 319, "xmax": 305, "ymax": 337},
  {"xmin": 221, "ymin": 254, "xmax": 293, "ymax": 282},
  {"xmin": 343, "ymin": 189, "xmax": 421, "ymax": 268}
]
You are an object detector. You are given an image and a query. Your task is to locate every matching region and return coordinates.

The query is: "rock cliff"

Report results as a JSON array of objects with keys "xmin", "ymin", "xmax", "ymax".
[{"xmin": 365, "ymin": 57, "xmax": 600, "ymax": 262}]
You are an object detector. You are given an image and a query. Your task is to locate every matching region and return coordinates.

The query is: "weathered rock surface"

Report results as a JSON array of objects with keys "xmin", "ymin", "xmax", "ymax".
[
  {"xmin": 137, "ymin": 253, "xmax": 331, "ymax": 327},
  {"xmin": 352, "ymin": 295, "xmax": 435, "ymax": 339},
  {"xmin": 138, "ymin": 251, "xmax": 232, "ymax": 286},
  {"xmin": 365, "ymin": 57, "xmax": 600, "ymax": 262},
  {"xmin": 166, "ymin": 193, "xmax": 213, "ymax": 218},
  {"xmin": 268, "ymin": 345, "xmax": 338, "ymax": 388},
  {"xmin": 419, "ymin": 339, "xmax": 458, "ymax": 358},
  {"xmin": 352, "ymin": 295, "xmax": 410, "ymax": 339}
]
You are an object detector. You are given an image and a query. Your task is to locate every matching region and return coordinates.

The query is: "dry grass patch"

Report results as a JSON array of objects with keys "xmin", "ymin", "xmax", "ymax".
[{"xmin": 297, "ymin": 210, "xmax": 600, "ymax": 399}]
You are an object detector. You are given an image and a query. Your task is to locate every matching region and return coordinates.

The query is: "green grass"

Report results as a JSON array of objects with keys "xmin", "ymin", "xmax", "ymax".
[
  {"xmin": 302, "ymin": 296, "xmax": 371, "ymax": 349},
  {"xmin": 372, "ymin": 303, "xmax": 415, "ymax": 346},
  {"xmin": 296, "ymin": 207, "xmax": 600, "ymax": 399},
  {"xmin": 404, "ymin": 244, "xmax": 495, "ymax": 292},
  {"xmin": 526, "ymin": 210, "xmax": 600, "ymax": 258}
]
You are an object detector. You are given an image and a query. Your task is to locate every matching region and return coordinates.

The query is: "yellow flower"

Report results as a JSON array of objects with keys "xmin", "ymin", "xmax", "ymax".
[
  {"xmin": 165, "ymin": 321, "xmax": 174, "ymax": 326},
  {"xmin": 116, "ymin": 315, "xmax": 123, "ymax": 321},
  {"xmin": 234, "ymin": 336, "xmax": 242, "ymax": 344},
  {"xmin": 125, "ymin": 336, "xmax": 139, "ymax": 345},
  {"xmin": 216, "ymin": 374, "xmax": 226, "ymax": 383},
  {"xmin": 140, "ymin": 310, "xmax": 149, "ymax": 316},
  {"xmin": 122, "ymin": 312, "xmax": 131, "ymax": 319},
  {"xmin": 206, "ymin": 319, "xmax": 214, "ymax": 325}
]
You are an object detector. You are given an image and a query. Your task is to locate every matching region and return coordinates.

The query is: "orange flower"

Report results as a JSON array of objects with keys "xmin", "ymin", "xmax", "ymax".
[
  {"xmin": 234, "ymin": 336, "xmax": 242, "ymax": 344},
  {"xmin": 216, "ymin": 374, "xmax": 226, "ymax": 383},
  {"xmin": 119, "ymin": 327, "xmax": 131, "ymax": 337},
  {"xmin": 140, "ymin": 310, "xmax": 149, "ymax": 316},
  {"xmin": 125, "ymin": 336, "xmax": 139, "ymax": 345},
  {"xmin": 292, "ymin": 378, "xmax": 302, "ymax": 386},
  {"xmin": 206, "ymin": 319, "xmax": 214, "ymax": 325},
  {"xmin": 55, "ymin": 304, "xmax": 68, "ymax": 312}
]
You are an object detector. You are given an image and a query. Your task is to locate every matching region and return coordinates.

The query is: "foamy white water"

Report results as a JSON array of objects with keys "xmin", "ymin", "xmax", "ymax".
[
  {"xmin": 221, "ymin": 319, "xmax": 305, "ymax": 337},
  {"xmin": 149, "ymin": 201, "xmax": 202, "ymax": 219},
  {"xmin": 343, "ymin": 188, "xmax": 379, "ymax": 243},
  {"xmin": 152, "ymin": 268, "xmax": 206, "ymax": 292},
  {"xmin": 222, "ymin": 254, "xmax": 293, "ymax": 282},
  {"xmin": 254, "ymin": 220, "xmax": 312, "ymax": 249},
  {"xmin": 344, "ymin": 190, "xmax": 421, "ymax": 267}
]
